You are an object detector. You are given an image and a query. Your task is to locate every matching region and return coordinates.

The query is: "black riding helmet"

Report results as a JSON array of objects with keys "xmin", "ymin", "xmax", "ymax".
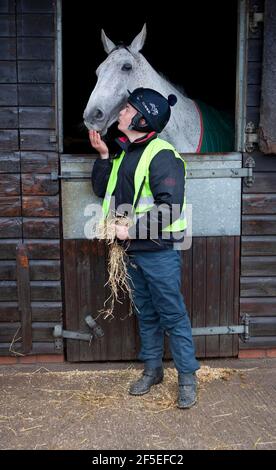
[{"xmin": 127, "ymin": 87, "xmax": 177, "ymax": 133}]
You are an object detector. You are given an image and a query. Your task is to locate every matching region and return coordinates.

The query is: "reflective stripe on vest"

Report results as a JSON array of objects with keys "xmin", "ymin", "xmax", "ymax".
[{"xmin": 102, "ymin": 138, "xmax": 187, "ymax": 232}]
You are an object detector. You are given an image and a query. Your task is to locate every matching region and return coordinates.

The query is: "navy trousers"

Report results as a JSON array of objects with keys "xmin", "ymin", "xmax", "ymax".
[{"xmin": 127, "ymin": 250, "xmax": 200, "ymax": 374}]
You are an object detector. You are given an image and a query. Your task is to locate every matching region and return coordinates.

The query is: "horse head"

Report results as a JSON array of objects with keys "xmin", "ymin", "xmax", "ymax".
[{"xmin": 83, "ymin": 24, "xmax": 148, "ymax": 136}]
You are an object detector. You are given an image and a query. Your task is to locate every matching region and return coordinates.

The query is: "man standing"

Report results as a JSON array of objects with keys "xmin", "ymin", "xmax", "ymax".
[{"xmin": 90, "ymin": 88, "xmax": 199, "ymax": 408}]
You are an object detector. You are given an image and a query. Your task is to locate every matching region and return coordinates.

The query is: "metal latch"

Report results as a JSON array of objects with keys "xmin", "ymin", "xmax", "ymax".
[
  {"xmin": 191, "ymin": 315, "xmax": 250, "ymax": 342},
  {"xmin": 249, "ymin": 7, "xmax": 264, "ymax": 33},
  {"xmin": 245, "ymin": 122, "xmax": 259, "ymax": 153},
  {"xmin": 53, "ymin": 315, "xmax": 104, "ymax": 349}
]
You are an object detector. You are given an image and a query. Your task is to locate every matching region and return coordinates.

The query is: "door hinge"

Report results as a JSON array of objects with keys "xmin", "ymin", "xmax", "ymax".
[
  {"xmin": 53, "ymin": 315, "xmax": 104, "ymax": 350},
  {"xmin": 245, "ymin": 121, "xmax": 259, "ymax": 153},
  {"xmin": 249, "ymin": 6, "xmax": 264, "ymax": 33},
  {"xmin": 191, "ymin": 315, "xmax": 250, "ymax": 342}
]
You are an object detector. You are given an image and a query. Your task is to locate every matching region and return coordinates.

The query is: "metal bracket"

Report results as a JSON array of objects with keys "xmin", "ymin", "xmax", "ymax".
[
  {"xmin": 245, "ymin": 121, "xmax": 259, "ymax": 153},
  {"xmin": 52, "ymin": 171, "xmax": 90, "ymax": 181},
  {"xmin": 191, "ymin": 315, "xmax": 250, "ymax": 342},
  {"xmin": 56, "ymin": 168, "xmax": 253, "ymax": 181},
  {"xmin": 53, "ymin": 315, "xmax": 104, "ymax": 346},
  {"xmin": 244, "ymin": 156, "xmax": 255, "ymax": 187},
  {"xmin": 249, "ymin": 7, "xmax": 264, "ymax": 33}
]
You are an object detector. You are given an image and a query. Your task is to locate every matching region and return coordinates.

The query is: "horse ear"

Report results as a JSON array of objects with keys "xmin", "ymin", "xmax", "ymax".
[
  {"xmin": 129, "ymin": 23, "xmax": 147, "ymax": 53},
  {"xmin": 101, "ymin": 29, "xmax": 116, "ymax": 54}
]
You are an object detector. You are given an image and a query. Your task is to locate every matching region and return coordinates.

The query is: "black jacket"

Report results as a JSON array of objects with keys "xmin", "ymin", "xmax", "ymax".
[{"xmin": 91, "ymin": 132, "xmax": 185, "ymax": 252}]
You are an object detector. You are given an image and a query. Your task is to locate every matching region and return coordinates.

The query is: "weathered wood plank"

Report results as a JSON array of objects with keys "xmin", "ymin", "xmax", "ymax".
[
  {"xmin": 0, "ymin": 1, "xmax": 15, "ymax": 13},
  {"xmin": 31, "ymin": 301, "xmax": 62, "ymax": 321},
  {"xmin": 0, "ymin": 323, "xmax": 20, "ymax": 342},
  {"xmin": 63, "ymin": 240, "xmax": 79, "ymax": 361},
  {"xmin": 243, "ymin": 173, "xmax": 276, "ymax": 193},
  {"xmin": 0, "ymin": 239, "xmax": 21, "ymax": 259},
  {"xmin": 233, "ymin": 236, "xmax": 240, "ymax": 356},
  {"xmin": 243, "ymin": 152, "xmax": 276, "ymax": 172},
  {"xmin": 17, "ymin": 14, "xmax": 54, "ymax": 36},
  {"xmin": 192, "ymin": 237, "xmax": 206, "ymax": 357},
  {"xmin": 17, "ymin": 37, "xmax": 54, "ymax": 60},
  {"xmin": 0, "ymin": 38, "xmax": 16, "ymax": 59},
  {"xmin": 0, "ymin": 61, "xmax": 16, "ymax": 83},
  {"xmin": 247, "ymin": 84, "xmax": 261, "ymax": 107},
  {"xmin": 219, "ymin": 237, "xmax": 235, "ymax": 357},
  {"xmin": 259, "ymin": 0, "xmax": 276, "ymax": 154},
  {"xmin": 241, "ymin": 256, "xmax": 276, "ymax": 276},
  {"xmin": 241, "ymin": 236, "xmax": 276, "ymax": 256},
  {"xmin": 248, "ymin": 38, "xmax": 263, "ymax": 62},
  {"xmin": 0, "ymin": 301, "xmax": 19, "ymax": 321},
  {"xmin": 23, "ymin": 218, "xmax": 60, "ymax": 239},
  {"xmin": 18, "ymin": 84, "xmax": 54, "ymax": 106},
  {"xmin": 0, "ymin": 341, "xmax": 62, "ymax": 356},
  {"xmin": 240, "ymin": 297, "xmax": 276, "ymax": 316},
  {"xmin": 22, "ymin": 174, "xmax": 58, "ymax": 196},
  {"xmin": 246, "ymin": 107, "xmax": 260, "ymax": 127},
  {"xmin": 25, "ymin": 239, "xmax": 60, "ymax": 260},
  {"xmin": 0, "ymin": 14, "xmax": 15, "ymax": 36},
  {"xmin": 0, "ymin": 218, "xmax": 22, "ymax": 238},
  {"xmin": 249, "ymin": 317, "xmax": 276, "ymax": 337},
  {"xmin": 0, "ymin": 153, "xmax": 20, "ymax": 173},
  {"xmin": 20, "ymin": 130, "xmax": 57, "ymax": 151},
  {"xmin": 32, "ymin": 323, "xmax": 61, "ymax": 342},
  {"xmin": 22, "ymin": 195, "xmax": 59, "ymax": 217},
  {"xmin": 239, "ymin": 336, "xmax": 276, "ymax": 349},
  {"xmin": 205, "ymin": 238, "xmax": 220, "ymax": 357},
  {"xmin": 243, "ymin": 194, "xmax": 276, "ymax": 215},
  {"xmin": 0, "ymin": 174, "xmax": 20, "ymax": 196},
  {"xmin": 0, "ymin": 107, "xmax": 18, "ymax": 128},
  {"xmin": 0, "ymin": 84, "xmax": 17, "ymax": 105},
  {"xmin": 241, "ymin": 277, "xmax": 276, "ymax": 297},
  {"xmin": 0, "ymin": 260, "xmax": 16, "ymax": 279},
  {"xmin": 247, "ymin": 61, "xmax": 262, "ymax": 85},
  {"xmin": 0, "ymin": 196, "xmax": 21, "ymax": 216},
  {"xmin": 242, "ymin": 215, "xmax": 276, "ymax": 235},
  {"xmin": 17, "ymin": 0, "xmax": 54, "ymax": 13},
  {"xmin": 18, "ymin": 60, "xmax": 54, "ymax": 83},
  {"xmin": 30, "ymin": 280, "xmax": 61, "ymax": 301},
  {"xmin": 19, "ymin": 107, "xmax": 55, "ymax": 129},
  {"xmin": 30, "ymin": 260, "xmax": 60, "ymax": 281},
  {"xmin": 0, "ymin": 280, "xmax": 17, "ymax": 300},
  {"xmin": 21, "ymin": 152, "xmax": 58, "ymax": 173},
  {"xmin": 16, "ymin": 243, "xmax": 32, "ymax": 353},
  {"xmin": 0, "ymin": 130, "xmax": 18, "ymax": 151},
  {"xmin": 0, "ymin": 260, "xmax": 60, "ymax": 281}
]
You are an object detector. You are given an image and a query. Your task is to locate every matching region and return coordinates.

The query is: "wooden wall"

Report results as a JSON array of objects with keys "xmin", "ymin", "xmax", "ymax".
[
  {"xmin": 0, "ymin": 0, "xmax": 62, "ymax": 356},
  {"xmin": 239, "ymin": 0, "xmax": 276, "ymax": 351}
]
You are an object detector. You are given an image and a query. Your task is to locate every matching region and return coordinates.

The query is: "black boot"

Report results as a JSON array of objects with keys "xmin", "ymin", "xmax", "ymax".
[
  {"xmin": 177, "ymin": 372, "xmax": 197, "ymax": 409},
  {"xmin": 129, "ymin": 367, "xmax": 164, "ymax": 396}
]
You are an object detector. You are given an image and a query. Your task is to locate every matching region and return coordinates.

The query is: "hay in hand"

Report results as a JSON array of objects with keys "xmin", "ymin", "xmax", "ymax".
[{"xmin": 97, "ymin": 215, "xmax": 135, "ymax": 320}]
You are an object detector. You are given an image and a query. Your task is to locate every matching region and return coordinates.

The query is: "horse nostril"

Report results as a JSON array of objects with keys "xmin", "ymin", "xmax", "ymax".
[{"xmin": 94, "ymin": 108, "xmax": 105, "ymax": 121}]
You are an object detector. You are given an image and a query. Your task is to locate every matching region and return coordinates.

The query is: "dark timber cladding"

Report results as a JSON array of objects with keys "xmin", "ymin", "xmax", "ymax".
[
  {"xmin": 64, "ymin": 237, "xmax": 240, "ymax": 361},
  {"xmin": 240, "ymin": 0, "xmax": 276, "ymax": 351},
  {"xmin": 0, "ymin": 0, "xmax": 62, "ymax": 356}
]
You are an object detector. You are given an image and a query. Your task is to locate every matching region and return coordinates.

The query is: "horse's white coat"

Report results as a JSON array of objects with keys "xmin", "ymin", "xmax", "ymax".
[{"xmin": 83, "ymin": 24, "xmax": 201, "ymax": 152}]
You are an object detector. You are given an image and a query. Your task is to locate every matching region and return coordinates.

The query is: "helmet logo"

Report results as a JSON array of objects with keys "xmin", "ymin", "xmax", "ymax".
[{"xmin": 142, "ymin": 101, "xmax": 159, "ymax": 116}]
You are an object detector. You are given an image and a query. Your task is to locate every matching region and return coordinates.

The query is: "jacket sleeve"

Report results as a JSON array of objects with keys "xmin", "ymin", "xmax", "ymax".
[
  {"xmin": 128, "ymin": 149, "xmax": 185, "ymax": 239},
  {"xmin": 91, "ymin": 158, "xmax": 112, "ymax": 198}
]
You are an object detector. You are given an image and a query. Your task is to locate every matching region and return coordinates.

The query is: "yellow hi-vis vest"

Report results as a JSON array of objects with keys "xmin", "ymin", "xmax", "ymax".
[{"xmin": 102, "ymin": 138, "xmax": 187, "ymax": 232}]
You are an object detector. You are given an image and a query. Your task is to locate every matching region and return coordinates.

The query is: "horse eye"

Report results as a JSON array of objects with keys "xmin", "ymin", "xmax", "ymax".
[{"xmin": 121, "ymin": 63, "xmax": 132, "ymax": 71}]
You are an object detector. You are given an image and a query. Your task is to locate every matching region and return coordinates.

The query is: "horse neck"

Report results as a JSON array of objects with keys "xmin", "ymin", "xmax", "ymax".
[{"xmin": 138, "ymin": 59, "xmax": 200, "ymax": 151}]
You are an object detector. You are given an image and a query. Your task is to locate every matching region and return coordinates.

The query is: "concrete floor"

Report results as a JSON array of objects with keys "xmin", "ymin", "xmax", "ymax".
[{"xmin": 0, "ymin": 357, "xmax": 275, "ymax": 450}]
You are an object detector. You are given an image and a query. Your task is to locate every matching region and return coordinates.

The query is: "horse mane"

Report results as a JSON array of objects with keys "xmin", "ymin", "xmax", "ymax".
[{"xmin": 158, "ymin": 72, "xmax": 187, "ymax": 97}]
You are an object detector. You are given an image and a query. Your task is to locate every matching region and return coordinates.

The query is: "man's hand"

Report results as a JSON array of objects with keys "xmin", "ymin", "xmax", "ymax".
[
  {"xmin": 111, "ymin": 224, "xmax": 129, "ymax": 241},
  {"xmin": 89, "ymin": 130, "xmax": 109, "ymax": 159}
]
